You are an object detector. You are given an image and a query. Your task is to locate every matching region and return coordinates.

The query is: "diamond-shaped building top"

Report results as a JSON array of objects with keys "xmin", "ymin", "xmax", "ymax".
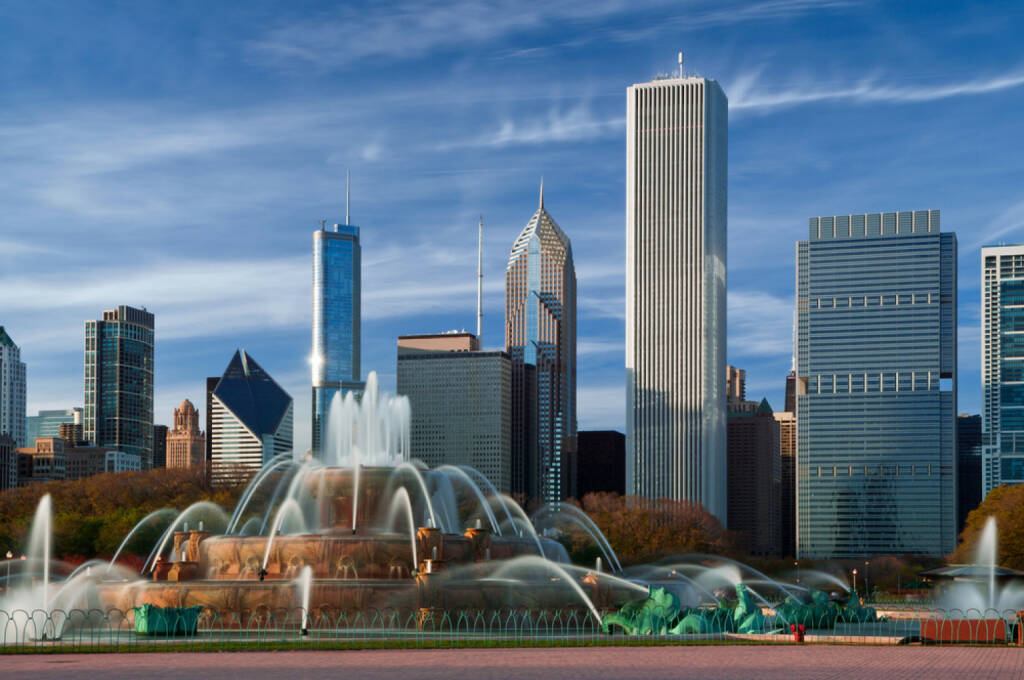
[{"xmin": 209, "ymin": 350, "xmax": 293, "ymax": 485}]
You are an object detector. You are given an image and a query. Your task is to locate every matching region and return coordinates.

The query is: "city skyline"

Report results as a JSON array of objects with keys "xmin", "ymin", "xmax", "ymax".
[{"xmin": 3, "ymin": 3, "xmax": 1024, "ymax": 456}]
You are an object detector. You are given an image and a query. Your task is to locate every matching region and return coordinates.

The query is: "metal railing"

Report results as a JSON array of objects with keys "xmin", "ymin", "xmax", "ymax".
[{"xmin": 0, "ymin": 606, "xmax": 1020, "ymax": 652}]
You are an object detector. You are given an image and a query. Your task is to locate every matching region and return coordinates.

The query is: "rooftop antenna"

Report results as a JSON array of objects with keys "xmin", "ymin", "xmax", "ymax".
[
  {"xmin": 477, "ymin": 215, "xmax": 483, "ymax": 343},
  {"xmin": 345, "ymin": 170, "xmax": 351, "ymax": 225},
  {"xmin": 539, "ymin": 177, "xmax": 544, "ymax": 211},
  {"xmin": 318, "ymin": 219, "xmax": 327, "ymax": 232},
  {"xmin": 678, "ymin": 51, "xmax": 684, "ymax": 78}
]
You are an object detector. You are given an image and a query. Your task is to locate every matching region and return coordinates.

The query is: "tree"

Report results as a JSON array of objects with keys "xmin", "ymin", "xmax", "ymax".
[
  {"xmin": 0, "ymin": 467, "xmax": 245, "ymax": 561},
  {"xmin": 951, "ymin": 483, "xmax": 1024, "ymax": 570},
  {"xmin": 564, "ymin": 493, "xmax": 735, "ymax": 567}
]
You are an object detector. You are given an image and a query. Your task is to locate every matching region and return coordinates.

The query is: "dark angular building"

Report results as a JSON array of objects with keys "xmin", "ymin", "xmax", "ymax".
[
  {"xmin": 957, "ymin": 413, "xmax": 983, "ymax": 533},
  {"xmin": 152, "ymin": 424, "xmax": 168, "ymax": 468},
  {"xmin": 572, "ymin": 430, "xmax": 625, "ymax": 498},
  {"xmin": 727, "ymin": 398, "xmax": 782, "ymax": 556}
]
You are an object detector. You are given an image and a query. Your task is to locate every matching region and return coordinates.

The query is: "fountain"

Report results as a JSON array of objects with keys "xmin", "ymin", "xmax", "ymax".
[{"xmin": 2, "ymin": 369, "xmax": 983, "ymax": 645}]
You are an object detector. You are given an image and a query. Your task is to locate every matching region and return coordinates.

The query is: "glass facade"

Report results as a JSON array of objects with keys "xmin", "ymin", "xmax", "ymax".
[
  {"xmin": 83, "ymin": 306, "xmax": 155, "ymax": 468},
  {"xmin": 0, "ymin": 327, "xmax": 27, "ymax": 448},
  {"xmin": 796, "ymin": 211, "xmax": 956, "ymax": 558},
  {"xmin": 312, "ymin": 224, "xmax": 363, "ymax": 457},
  {"xmin": 26, "ymin": 408, "xmax": 83, "ymax": 444},
  {"xmin": 981, "ymin": 245, "xmax": 1024, "ymax": 494},
  {"xmin": 505, "ymin": 193, "xmax": 576, "ymax": 503}
]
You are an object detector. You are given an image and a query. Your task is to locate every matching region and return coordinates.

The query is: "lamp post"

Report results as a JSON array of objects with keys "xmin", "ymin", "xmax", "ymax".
[
  {"xmin": 852, "ymin": 568, "xmax": 858, "ymax": 593},
  {"xmin": 4, "ymin": 551, "xmax": 11, "ymax": 594},
  {"xmin": 864, "ymin": 560, "xmax": 870, "ymax": 600},
  {"xmin": 794, "ymin": 560, "xmax": 800, "ymax": 584}
]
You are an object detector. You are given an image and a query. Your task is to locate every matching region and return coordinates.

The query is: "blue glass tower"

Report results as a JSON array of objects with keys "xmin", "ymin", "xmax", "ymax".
[
  {"xmin": 312, "ymin": 218, "xmax": 363, "ymax": 457},
  {"xmin": 796, "ymin": 211, "xmax": 956, "ymax": 558},
  {"xmin": 83, "ymin": 306, "xmax": 155, "ymax": 468}
]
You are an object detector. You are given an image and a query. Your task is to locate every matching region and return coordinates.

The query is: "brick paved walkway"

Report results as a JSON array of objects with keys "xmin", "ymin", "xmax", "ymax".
[{"xmin": 4, "ymin": 645, "xmax": 1023, "ymax": 679}]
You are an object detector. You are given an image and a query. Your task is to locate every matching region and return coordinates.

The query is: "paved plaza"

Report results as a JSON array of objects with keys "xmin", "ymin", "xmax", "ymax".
[{"xmin": 3, "ymin": 645, "xmax": 1024, "ymax": 679}]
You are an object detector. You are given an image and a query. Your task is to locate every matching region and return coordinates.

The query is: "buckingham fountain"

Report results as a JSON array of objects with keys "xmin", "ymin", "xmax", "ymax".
[{"xmin": 1, "ymin": 373, "xmax": 1019, "ymax": 642}]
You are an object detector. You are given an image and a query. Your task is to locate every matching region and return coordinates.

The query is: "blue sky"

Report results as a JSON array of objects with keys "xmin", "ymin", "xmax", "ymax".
[{"xmin": 2, "ymin": 0, "xmax": 1023, "ymax": 453}]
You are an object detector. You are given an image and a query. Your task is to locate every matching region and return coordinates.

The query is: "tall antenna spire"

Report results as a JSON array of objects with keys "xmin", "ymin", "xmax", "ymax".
[
  {"xmin": 539, "ymin": 177, "xmax": 544, "ymax": 211},
  {"xmin": 678, "ymin": 51, "xmax": 684, "ymax": 78},
  {"xmin": 346, "ymin": 170, "xmax": 351, "ymax": 225},
  {"xmin": 477, "ymin": 214, "xmax": 483, "ymax": 342}
]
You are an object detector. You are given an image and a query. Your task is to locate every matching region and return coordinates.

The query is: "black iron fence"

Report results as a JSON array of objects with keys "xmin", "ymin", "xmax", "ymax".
[{"xmin": 0, "ymin": 606, "xmax": 1021, "ymax": 652}]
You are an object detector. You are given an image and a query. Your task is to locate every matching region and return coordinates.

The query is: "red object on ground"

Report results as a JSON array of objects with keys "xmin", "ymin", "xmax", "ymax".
[
  {"xmin": 920, "ymin": 618, "xmax": 1006, "ymax": 644},
  {"xmin": 1017, "ymin": 611, "xmax": 1024, "ymax": 645},
  {"xmin": 790, "ymin": 623, "xmax": 806, "ymax": 643}
]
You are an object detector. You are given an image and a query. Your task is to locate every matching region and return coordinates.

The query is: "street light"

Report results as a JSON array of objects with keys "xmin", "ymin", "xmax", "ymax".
[
  {"xmin": 852, "ymin": 568, "xmax": 858, "ymax": 593},
  {"xmin": 864, "ymin": 561, "xmax": 870, "ymax": 599},
  {"xmin": 4, "ymin": 551, "xmax": 11, "ymax": 595},
  {"xmin": 794, "ymin": 560, "xmax": 800, "ymax": 584}
]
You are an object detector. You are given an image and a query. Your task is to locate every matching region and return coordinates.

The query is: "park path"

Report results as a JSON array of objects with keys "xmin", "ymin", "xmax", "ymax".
[{"xmin": 3, "ymin": 645, "xmax": 1023, "ymax": 679}]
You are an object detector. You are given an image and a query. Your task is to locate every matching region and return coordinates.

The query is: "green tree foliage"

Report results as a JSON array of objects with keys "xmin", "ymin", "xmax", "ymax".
[
  {"xmin": 563, "ymin": 493, "xmax": 735, "ymax": 567},
  {"xmin": 0, "ymin": 468, "xmax": 244, "ymax": 561},
  {"xmin": 951, "ymin": 483, "xmax": 1024, "ymax": 570}
]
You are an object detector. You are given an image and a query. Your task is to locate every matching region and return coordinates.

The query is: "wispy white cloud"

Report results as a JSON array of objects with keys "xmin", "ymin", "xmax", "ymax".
[
  {"xmin": 965, "ymin": 198, "xmax": 1024, "ymax": 251},
  {"xmin": 578, "ymin": 338, "xmax": 624, "ymax": 356},
  {"xmin": 730, "ymin": 67, "xmax": 1024, "ymax": 113},
  {"xmin": 577, "ymin": 384, "xmax": 625, "ymax": 430},
  {"xmin": 248, "ymin": 1, "xmax": 641, "ymax": 70},
  {"xmin": 440, "ymin": 103, "xmax": 623, "ymax": 150},
  {"xmin": 727, "ymin": 289, "xmax": 794, "ymax": 359}
]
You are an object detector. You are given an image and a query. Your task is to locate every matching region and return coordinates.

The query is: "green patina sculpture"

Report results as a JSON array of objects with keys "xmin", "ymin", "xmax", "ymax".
[
  {"xmin": 600, "ymin": 586, "xmax": 681, "ymax": 635},
  {"xmin": 774, "ymin": 588, "xmax": 880, "ymax": 628},
  {"xmin": 602, "ymin": 583, "xmax": 880, "ymax": 636}
]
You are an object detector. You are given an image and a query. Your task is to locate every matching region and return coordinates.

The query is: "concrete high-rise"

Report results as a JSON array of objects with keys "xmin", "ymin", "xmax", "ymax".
[
  {"xmin": 397, "ymin": 332, "xmax": 512, "ymax": 493},
  {"xmin": 0, "ymin": 327, "xmax": 27, "ymax": 448},
  {"xmin": 505, "ymin": 185, "xmax": 577, "ymax": 502},
  {"xmin": 625, "ymin": 70, "xmax": 728, "ymax": 521},
  {"xmin": 209, "ymin": 350, "xmax": 293, "ymax": 486},
  {"xmin": 981, "ymin": 245, "xmax": 1024, "ymax": 495},
  {"xmin": 796, "ymin": 211, "xmax": 956, "ymax": 557},
  {"xmin": 167, "ymin": 399, "xmax": 205, "ymax": 470},
  {"xmin": 84, "ymin": 306, "xmax": 155, "ymax": 468},
  {"xmin": 311, "ymin": 199, "xmax": 364, "ymax": 458}
]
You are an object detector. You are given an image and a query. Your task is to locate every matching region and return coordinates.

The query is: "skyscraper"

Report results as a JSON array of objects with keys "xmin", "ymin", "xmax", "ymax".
[
  {"xmin": 625, "ymin": 70, "xmax": 728, "ymax": 521},
  {"xmin": 83, "ymin": 306, "xmax": 155, "ymax": 468},
  {"xmin": 727, "ymin": 398, "xmax": 781, "ymax": 557},
  {"xmin": 957, "ymin": 413, "xmax": 982, "ymax": 531},
  {"xmin": 209, "ymin": 350, "xmax": 293, "ymax": 486},
  {"xmin": 796, "ymin": 210, "xmax": 956, "ymax": 557},
  {"xmin": 312, "ymin": 207, "xmax": 363, "ymax": 458},
  {"xmin": 774, "ymin": 409, "xmax": 797, "ymax": 557},
  {"xmin": 167, "ymin": 399, "xmax": 205, "ymax": 470},
  {"xmin": 152, "ymin": 424, "xmax": 168, "ymax": 468},
  {"xmin": 505, "ymin": 184, "xmax": 577, "ymax": 502},
  {"xmin": 397, "ymin": 332, "xmax": 512, "ymax": 493},
  {"xmin": 981, "ymin": 245, "xmax": 1024, "ymax": 495},
  {"xmin": 0, "ymin": 327, "xmax": 27, "ymax": 448}
]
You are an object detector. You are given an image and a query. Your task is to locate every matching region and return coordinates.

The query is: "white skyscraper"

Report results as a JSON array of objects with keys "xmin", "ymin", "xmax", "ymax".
[
  {"xmin": 625, "ymin": 71, "xmax": 728, "ymax": 522},
  {"xmin": 0, "ymin": 327, "xmax": 27, "ymax": 448},
  {"xmin": 982, "ymin": 245, "xmax": 1024, "ymax": 495}
]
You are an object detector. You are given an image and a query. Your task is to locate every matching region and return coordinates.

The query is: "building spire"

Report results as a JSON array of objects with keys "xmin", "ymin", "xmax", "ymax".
[
  {"xmin": 346, "ymin": 170, "xmax": 351, "ymax": 225},
  {"xmin": 539, "ymin": 177, "xmax": 544, "ymax": 211},
  {"xmin": 477, "ymin": 214, "xmax": 483, "ymax": 343}
]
